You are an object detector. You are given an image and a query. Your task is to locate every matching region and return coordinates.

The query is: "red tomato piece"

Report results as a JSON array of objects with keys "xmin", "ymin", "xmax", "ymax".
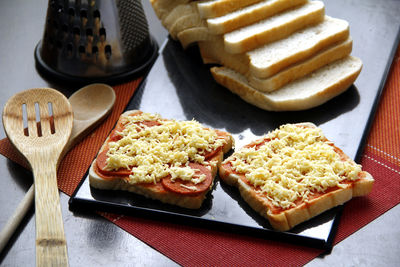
[
  {"xmin": 95, "ymin": 147, "xmax": 132, "ymax": 177},
  {"xmin": 161, "ymin": 163, "xmax": 212, "ymax": 195},
  {"xmin": 137, "ymin": 120, "xmax": 161, "ymax": 128},
  {"xmin": 96, "ymin": 118, "xmax": 161, "ymax": 177},
  {"xmin": 203, "ymin": 146, "xmax": 222, "ymax": 160}
]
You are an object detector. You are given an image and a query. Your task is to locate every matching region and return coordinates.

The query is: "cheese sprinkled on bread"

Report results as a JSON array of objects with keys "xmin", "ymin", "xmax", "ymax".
[
  {"xmin": 224, "ymin": 124, "xmax": 362, "ymax": 209},
  {"xmin": 90, "ymin": 110, "xmax": 234, "ymax": 209},
  {"xmin": 219, "ymin": 123, "xmax": 373, "ymax": 230},
  {"xmin": 106, "ymin": 112, "xmax": 227, "ymax": 184}
]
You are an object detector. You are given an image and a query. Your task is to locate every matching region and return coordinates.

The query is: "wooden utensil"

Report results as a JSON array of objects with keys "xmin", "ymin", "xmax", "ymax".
[
  {"xmin": 2, "ymin": 88, "xmax": 73, "ymax": 266},
  {"xmin": 62, "ymin": 83, "xmax": 116, "ymax": 156},
  {"xmin": 0, "ymin": 84, "xmax": 116, "ymax": 255}
]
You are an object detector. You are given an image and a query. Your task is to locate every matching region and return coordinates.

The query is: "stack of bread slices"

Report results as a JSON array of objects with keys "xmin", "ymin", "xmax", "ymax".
[{"xmin": 150, "ymin": 0, "xmax": 362, "ymax": 111}]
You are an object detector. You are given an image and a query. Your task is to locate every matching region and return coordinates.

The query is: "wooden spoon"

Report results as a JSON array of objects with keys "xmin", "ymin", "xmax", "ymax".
[
  {"xmin": 0, "ymin": 84, "xmax": 115, "ymax": 262},
  {"xmin": 2, "ymin": 88, "xmax": 73, "ymax": 266},
  {"xmin": 63, "ymin": 83, "xmax": 116, "ymax": 156}
]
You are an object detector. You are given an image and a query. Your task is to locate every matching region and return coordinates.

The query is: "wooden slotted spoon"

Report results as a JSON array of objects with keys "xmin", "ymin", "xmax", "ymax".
[
  {"xmin": 0, "ymin": 84, "xmax": 116, "ymax": 255},
  {"xmin": 2, "ymin": 88, "xmax": 73, "ymax": 266}
]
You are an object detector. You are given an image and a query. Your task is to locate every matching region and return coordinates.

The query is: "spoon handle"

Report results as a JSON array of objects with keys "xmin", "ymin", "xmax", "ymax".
[
  {"xmin": 0, "ymin": 133, "xmax": 77, "ymax": 254},
  {"xmin": 32, "ymin": 162, "xmax": 68, "ymax": 266},
  {"xmin": 0, "ymin": 185, "xmax": 34, "ymax": 252}
]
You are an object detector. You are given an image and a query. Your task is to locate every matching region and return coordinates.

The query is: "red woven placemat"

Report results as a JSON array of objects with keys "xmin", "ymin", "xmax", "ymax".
[
  {"xmin": 0, "ymin": 78, "xmax": 142, "ymax": 195},
  {"xmin": 1, "ymin": 46, "xmax": 399, "ymax": 266}
]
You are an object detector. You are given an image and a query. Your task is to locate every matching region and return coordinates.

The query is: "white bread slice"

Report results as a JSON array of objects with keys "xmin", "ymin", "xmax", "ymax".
[
  {"xmin": 248, "ymin": 37, "xmax": 353, "ymax": 92},
  {"xmin": 177, "ymin": 26, "xmax": 210, "ymax": 48},
  {"xmin": 200, "ymin": 37, "xmax": 353, "ymax": 92},
  {"xmin": 207, "ymin": 0, "xmax": 307, "ymax": 34},
  {"xmin": 199, "ymin": 16, "xmax": 350, "ymax": 79},
  {"xmin": 224, "ymin": 0, "xmax": 325, "ymax": 54},
  {"xmin": 162, "ymin": 3, "xmax": 197, "ymax": 31},
  {"xmin": 199, "ymin": 36, "xmax": 249, "ymax": 73},
  {"xmin": 150, "ymin": 0, "xmax": 191, "ymax": 21},
  {"xmin": 89, "ymin": 110, "xmax": 234, "ymax": 209},
  {"xmin": 210, "ymin": 56, "xmax": 362, "ymax": 111},
  {"xmin": 247, "ymin": 16, "xmax": 349, "ymax": 78},
  {"xmin": 169, "ymin": 10, "xmax": 204, "ymax": 40},
  {"xmin": 197, "ymin": 0, "xmax": 264, "ymax": 18},
  {"xmin": 219, "ymin": 122, "xmax": 374, "ymax": 231}
]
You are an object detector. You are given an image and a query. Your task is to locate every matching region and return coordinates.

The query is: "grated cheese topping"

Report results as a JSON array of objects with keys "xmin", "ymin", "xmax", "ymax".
[
  {"xmin": 224, "ymin": 124, "xmax": 362, "ymax": 210},
  {"xmin": 105, "ymin": 112, "xmax": 226, "ymax": 184}
]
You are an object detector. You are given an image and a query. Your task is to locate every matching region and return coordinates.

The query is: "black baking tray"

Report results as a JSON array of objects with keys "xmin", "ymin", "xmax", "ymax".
[{"xmin": 69, "ymin": 0, "xmax": 400, "ymax": 250}]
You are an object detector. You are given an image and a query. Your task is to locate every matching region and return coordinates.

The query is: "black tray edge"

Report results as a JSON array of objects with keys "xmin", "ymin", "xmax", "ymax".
[
  {"xmin": 354, "ymin": 27, "xmax": 400, "ymax": 163},
  {"xmin": 69, "ymin": 179, "xmax": 339, "ymax": 251}
]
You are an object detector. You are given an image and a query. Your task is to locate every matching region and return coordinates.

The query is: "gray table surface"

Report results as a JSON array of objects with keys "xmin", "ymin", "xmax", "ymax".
[{"xmin": 1, "ymin": 0, "xmax": 399, "ymax": 266}]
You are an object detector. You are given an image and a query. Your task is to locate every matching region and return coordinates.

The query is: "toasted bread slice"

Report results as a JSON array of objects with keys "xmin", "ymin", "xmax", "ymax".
[
  {"xmin": 219, "ymin": 123, "xmax": 374, "ymax": 231},
  {"xmin": 197, "ymin": 0, "xmax": 264, "ymax": 18},
  {"xmin": 207, "ymin": 0, "xmax": 307, "ymax": 34},
  {"xmin": 223, "ymin": 0, "xmax": 325, "ymax": 53},
  {"xmin": 89, "ymin": 110, "xmax": 234, "ymax": 209},
  {"xmin": 210, "ymin": 56, "xmax": 362, "ymax": 111}
]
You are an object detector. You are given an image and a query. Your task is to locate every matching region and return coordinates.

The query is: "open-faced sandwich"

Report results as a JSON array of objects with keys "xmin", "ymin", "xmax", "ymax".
[
  {"xmin": 89, "ymin": 110, "xmax": 234, "ymax": 209},
  {"xmin": 219, "ymin": 123, "xmax": 374, "ymax": 231}
]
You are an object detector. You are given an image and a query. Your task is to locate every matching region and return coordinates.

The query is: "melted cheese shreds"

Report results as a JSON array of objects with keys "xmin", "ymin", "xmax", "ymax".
[
  {"xmin": 225, "ymin": 124, "xmax": 362, "ymax": 210},
  {"xmin": 169, "ymin": 165, "xmax": 205, "ymax": 184},
  {"xmin": 105, "ymin": 112, "xmax": 225, "ymax": 184},
  {"xmin": 180, "ymin": 184, "xmax": 198, "ymax": 191}
]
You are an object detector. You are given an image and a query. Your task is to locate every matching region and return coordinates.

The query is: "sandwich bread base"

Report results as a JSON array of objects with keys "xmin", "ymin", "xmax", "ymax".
[
  {"xmin": 89, "ymin": 110, "xmax": 234, "ymax": 209},
  {"xmin": 218, "ymin": 122, "xmax": 374, "ymax": 231}
]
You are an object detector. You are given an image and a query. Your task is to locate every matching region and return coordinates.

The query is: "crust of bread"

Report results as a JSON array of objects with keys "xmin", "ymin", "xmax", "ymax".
[
  {"xmin": 218, "ymin": 123, "xmax": 374, "ymax": 231},
  {"xmin": 150, "ymin": 0, "xmax": 191, "ymax": 20},
  {"xmin": 198, "ymin": 36, "xmax": 250, "ymax": 74},
  {"xmin": 169, "ymin": 12, "xmax": 204, "ymax": 40},
  {"xmin": 197, "ymin": 0, "xmax": 263, "ymax": 19},
  {"xmin": 248, "ymin": 37, "xmax": 353, "ymax": 92},
  {"xmin": 198, "ymin": 16, "xmax": 350, "ymax": 79},
  {"xmin": 89, "ymin": 110, "xmax": 234, "ymax": 209},
  {"xmin": 210, "ymin": 56, "xmax": 362, "ymax": 111},
  {"xmin": 162, "ymin": 3, "xmax": 197, "ymax": 31},
  {"xmin": 248, "ymin": 16, "xmax": 349, "ymax": 79},
  {"xmin": 206, "ymin": 0, "xmax": 307, "ymax": 35},
  {"xmin": 89, "ymin": 151, "xmax": 224, "ymax": 209},
  {"xmin": 177, "ymin": 27, "xmax": 211, "ymax": 49},
  {"xmin": 223, "ymin": 1, "xmax": 325, "ymax": 54}
]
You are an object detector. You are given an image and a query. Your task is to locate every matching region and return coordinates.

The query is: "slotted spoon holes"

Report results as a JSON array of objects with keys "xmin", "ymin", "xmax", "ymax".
[{"xmin": 22, "ymin": 101, "xmax": 56, "ymax": 137}]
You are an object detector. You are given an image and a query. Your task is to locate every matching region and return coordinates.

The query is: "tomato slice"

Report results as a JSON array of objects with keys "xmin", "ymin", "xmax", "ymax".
[
  {"xmin": 137, "ymin": 120, "xmax": 161, "ymax": 128},
  {"xmin": 109, "ymin": 127, "xmax": 123, "ymax": 141},
  {"xmin": 161, "ymin": 163, "xmax": 212, "ymax": 195},
  {"xmin": 203, "ymin": 146, "xmax": 222, "ymax": 160},
  {"xmin": 95, "ymin": 147, "xmax": 132, "ymax": 177},
  {"xmin": 95, "ymin": 114, "xmax": 225, "ymax": 194},
  {"xmin": 135, "ymin": 180, "xmax": 166, "ymax": 193},
  {"xmin": 202, "ymin": 130, "xmax": 230, "ymax": 159},
  {"xmin": 96, "ymin": 118, "xmax": 162, "ymax": 177}
]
